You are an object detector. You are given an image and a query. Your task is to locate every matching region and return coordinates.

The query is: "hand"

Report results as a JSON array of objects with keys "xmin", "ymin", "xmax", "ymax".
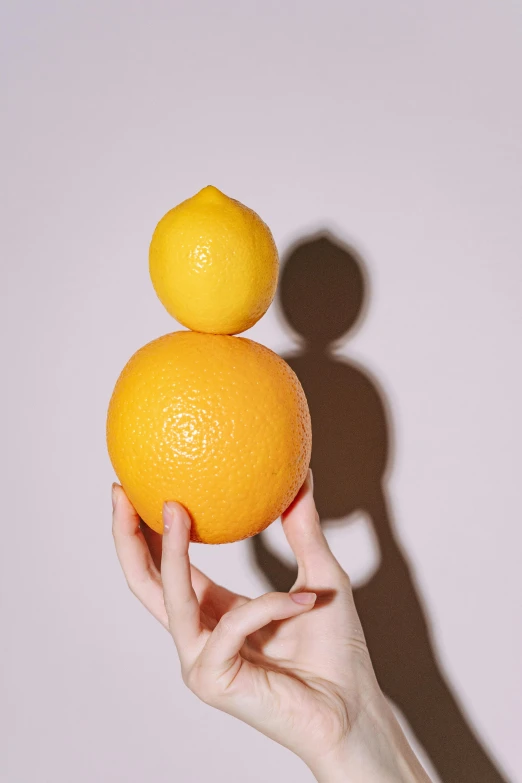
[{"xmin": 112, "ymin": 472, "xmax": 431, "ymax": 782}]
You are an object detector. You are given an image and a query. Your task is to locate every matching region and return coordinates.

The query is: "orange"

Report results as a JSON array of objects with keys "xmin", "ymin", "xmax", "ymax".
[
  {"xmin": 106, "ymin": 331, "xmax": 311, "ymax": 544},
  {"xmin": 149, "ymin": 186, "xmax": 279, "ymax": 335}
]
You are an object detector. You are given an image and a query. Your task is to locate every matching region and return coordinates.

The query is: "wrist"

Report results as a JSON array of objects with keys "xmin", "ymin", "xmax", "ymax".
[{"xmin": 306, "ymin": 692, "xmax": 431, "ymax": 783}]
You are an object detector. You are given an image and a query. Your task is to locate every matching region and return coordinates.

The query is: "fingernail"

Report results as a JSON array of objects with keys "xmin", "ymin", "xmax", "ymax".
[
  {"xmin": 162, "ymin": 502, "xmax": 176, "ymax": 534},
  {"xmin": 111, "ymin": 483, "xmax": 118, "ymax": 511},
  {"xmin": 290, "ymin": 592, "xmax": 317, "ymax": 605},
  {"xmin": 309, "ymin": 469, "xmax": 314, "ymax": 492}
]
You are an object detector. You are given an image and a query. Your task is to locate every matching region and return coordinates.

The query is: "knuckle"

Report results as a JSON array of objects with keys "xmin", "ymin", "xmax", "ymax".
[
  {"xmin": 184, "ymin": 666, "xmax": 216, "ymax": 705},
  {"xmin": 125, "ymin": 572, "xmax": 145, "ymax": 598},
  {"xmin": 337, "ymin": 567, "xmax": 353, "ymax": 592},
  {"xmin": 184, "ymin": 661, "xmax": 203, "ymax": 691},
  {"xmin": 260, "ymin": 593, "xmax": 278, "ymax": 613},
  {"xmin": 182, "ymin": 665, "xmax": 196, "ymax": 690},
  {"xmin": 216, "ymin": 610, "xmax": 235, "ymax": 637},
  {"xmin": 125, "ymin": 575, "xmax": 138, "ymax": 596}
]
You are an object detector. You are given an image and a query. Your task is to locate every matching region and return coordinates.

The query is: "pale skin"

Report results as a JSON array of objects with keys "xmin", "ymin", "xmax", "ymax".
[{"xmin": 112, "ymin": 471, "xmax": 432, "ymax": 782}]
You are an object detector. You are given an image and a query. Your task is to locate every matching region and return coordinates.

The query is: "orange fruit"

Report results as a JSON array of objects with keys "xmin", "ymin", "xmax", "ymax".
[
  {"xmin": 107, "ymin": 331, "xmax": 311, "ymax": 544},
  {"xmin": 149, "ymin": 186, "xmax": 279, "ymax": 335}
]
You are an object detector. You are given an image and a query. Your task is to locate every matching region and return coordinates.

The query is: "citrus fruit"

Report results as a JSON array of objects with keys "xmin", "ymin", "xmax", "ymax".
[
  {"xmin": 107, "ymin": 331, "xmax": 311, "ymax": 544},
  {"xmin": 149, "ymin": 186, "xmax": 279, "ymax": 335}
]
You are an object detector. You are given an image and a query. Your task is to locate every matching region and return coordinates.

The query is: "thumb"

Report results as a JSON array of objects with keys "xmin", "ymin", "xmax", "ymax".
[{"xmin": 282, "ymin": 470, "xmax": 340, "ymax": 582}]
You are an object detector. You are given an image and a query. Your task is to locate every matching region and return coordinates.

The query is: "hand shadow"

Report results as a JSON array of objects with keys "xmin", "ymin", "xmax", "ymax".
[{"xmin": 250, "ymin": 233, "xmax": 509, "ymax": 783}]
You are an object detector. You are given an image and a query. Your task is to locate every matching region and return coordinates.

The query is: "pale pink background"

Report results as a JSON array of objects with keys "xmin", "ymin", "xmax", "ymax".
[{"xmin": 2, "ymin": 2, "xmax": 521, "ymax": 782}]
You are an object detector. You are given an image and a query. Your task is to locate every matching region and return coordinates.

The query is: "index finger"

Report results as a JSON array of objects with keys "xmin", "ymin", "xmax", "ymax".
[
  {"xmin": 161, "ymin": 501, "xmax": 206, "ymax": 661},
  {"xmin": 112, "ymin": 484, "xmax": 169, "ymax": 629}
]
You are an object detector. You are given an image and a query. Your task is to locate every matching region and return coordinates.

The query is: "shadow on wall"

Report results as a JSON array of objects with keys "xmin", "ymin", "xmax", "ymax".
[{"xmin": 250, "ymin": 233, "xmax": 509, "ymax": 783}]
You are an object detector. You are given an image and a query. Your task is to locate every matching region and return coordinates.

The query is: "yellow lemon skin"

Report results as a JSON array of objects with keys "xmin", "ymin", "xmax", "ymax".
[
  {"xmin": 149, "ymin": 186, "xmax": 279, "ymax": 335},
  {"xmin": 106, "ymin": 331, "xmax": 311, "ymax": 544}
]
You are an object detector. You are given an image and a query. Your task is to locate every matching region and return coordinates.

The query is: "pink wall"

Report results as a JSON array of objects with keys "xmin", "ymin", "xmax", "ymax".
[{"xmin": 3, "ymin": 2, "xmax": 521, "ymax": 781}]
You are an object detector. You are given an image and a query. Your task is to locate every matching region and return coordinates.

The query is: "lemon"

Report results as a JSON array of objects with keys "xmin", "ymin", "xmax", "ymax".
[{"xmin": 149, "ymin": 186, "xmax": 279, "ymax": 335}]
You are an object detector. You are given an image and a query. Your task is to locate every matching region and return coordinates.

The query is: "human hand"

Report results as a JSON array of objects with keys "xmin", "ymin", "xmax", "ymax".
[{"xmin": 112, "ymin": 472, "xmax": 431, "ymax": 782}]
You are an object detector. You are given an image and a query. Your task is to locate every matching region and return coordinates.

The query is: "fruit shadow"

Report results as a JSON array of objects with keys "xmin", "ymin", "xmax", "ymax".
[{"xmin": 249, "ymin": 232, "xmax": 510, "ymax": 783}]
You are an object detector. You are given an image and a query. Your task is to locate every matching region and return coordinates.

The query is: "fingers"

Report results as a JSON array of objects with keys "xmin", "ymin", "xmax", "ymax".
[
  {"xmin": 112, "ymin": 484, "xmax": 169, "ymax": 629},
  {"xmin": 160, "ymin": 502, "xmax": 203, "ymax": 659},
  {"xmin": 139, "ymin": 520, "xmax": 242, "ymax": 608},
  {"xmin": 197, "ymin": 591, "xmax": 316, "ymax": 680},
  {"xmin": 140, "ymin": 521, "xmax": 163, "ymax": 571},
  {"xmin": 282, "ymin": 470, "xmax": 343, "ymax": 585},
  {"xmin": 112, "ymin": 487, "xmax": 245, "ymax": 654},
  {"xmin": 139, "ymin": 524, "xmax": 223, "ymax": 601}
]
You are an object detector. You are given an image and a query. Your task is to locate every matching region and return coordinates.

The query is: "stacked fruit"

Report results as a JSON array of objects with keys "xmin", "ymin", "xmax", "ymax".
[{"xmin": 107, "ymin": 186, "xmax": 311, "ymax": 544}]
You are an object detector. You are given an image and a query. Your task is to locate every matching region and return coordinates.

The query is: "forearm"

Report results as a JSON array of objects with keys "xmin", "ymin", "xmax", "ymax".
[{"xmin": 307, "ymin": 695, "xmax": 432, "ymax": 783}]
